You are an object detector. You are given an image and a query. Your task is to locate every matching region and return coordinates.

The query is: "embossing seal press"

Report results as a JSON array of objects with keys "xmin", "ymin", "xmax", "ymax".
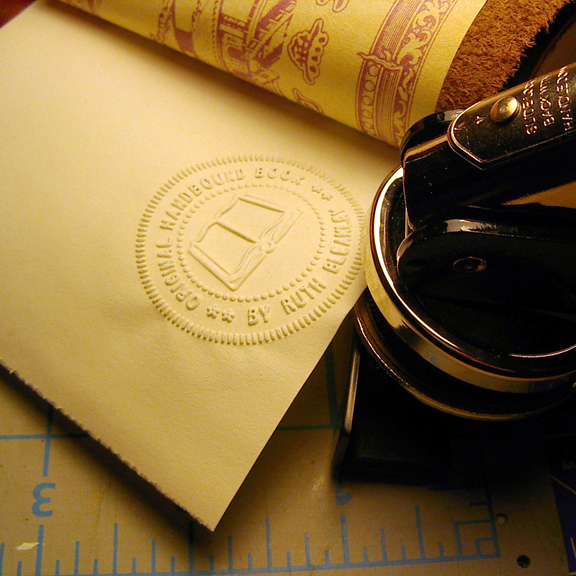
[{"xmin": 336, "ymin": 64, "xmax": 576, "ymax": 479}]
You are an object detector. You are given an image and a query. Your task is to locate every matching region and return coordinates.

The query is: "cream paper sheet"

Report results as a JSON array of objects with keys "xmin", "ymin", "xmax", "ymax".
[
  {"xmin": 0, "ymin": 0, "xmax": 484, "ymax": 530},
  {"xmin": 60, "ymin": 0, "xmax": 487, "ymax": 146}
]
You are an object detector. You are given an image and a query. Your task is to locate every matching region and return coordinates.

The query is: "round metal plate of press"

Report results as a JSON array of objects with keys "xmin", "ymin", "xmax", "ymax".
[
  {"xmin": 360, "ymin": 167, "xmax": 576, "ymax": 418},
  {"xmin": 354, "ymin": 291, "xmax": 575, "ymax": 420}
]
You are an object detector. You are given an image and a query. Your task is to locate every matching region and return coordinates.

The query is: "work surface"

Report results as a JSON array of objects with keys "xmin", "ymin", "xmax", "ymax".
[
  {"xmin": 0, "ymin": 317, "xmax": 574, "ymax": 576},
  {"xmin": 0, "ymin": 3, "xmax": 574, "ymax": 575}
]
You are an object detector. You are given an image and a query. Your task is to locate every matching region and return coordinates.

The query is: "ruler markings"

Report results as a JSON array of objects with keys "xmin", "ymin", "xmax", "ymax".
[
  {"xmin": 187, "ymin": 523, "xmax": 195, "ymax": 574},
  {"xmin": 113, "ymin": 524, "xmax": 119, "ymax": 576},
  {"xmin": 339, "ymin": 514, "xmax": 350, "ymax": 565},
  {"xmin": 265, "ymin": 519, "xmax": 273, "ymax": 571},
  {"xmin": 400, "ymin": 544, "xmax": 407, "ymax": 562},
  {"xmin": 0, "ymin": 492, "xmax": 499, "ymax": 570},
  {"xmin": 43, "ymin": 408, "xmax": 54, "ymax": 478},
  {"xmin": 334, "ymin": 479, "xmax": 352, "ymax": 506},
  {"xmin": 227, "ymin": 538, "xmax": 233, "ymax": 574},
  {"xmin": 0, "ymin": 433, "xmax": 86, "ymax": 441},
  {"xmin": 34, "ymin": 525, "xmax": 44, "ymax": 576},
  {"xmin": 380, "ymin": 529, "xmax": 388, "ymax": 563},
  {"xmin": 304, "ymin": 533, "xmax": 311, "ymax": 568},
  {"xmin": 1, "ymin": 505, "xmax": 498, "ymax": 575},
  {"xmin": 415, "ymin": 506, "xmax": 425, "ymax": 559},
  {"xmin": 4, "ymin": 548, "xmax": 500, "ymax": 576},
  {"xmin": 475, "ymin": 537, "xmax": 495, "ymax": 557}
]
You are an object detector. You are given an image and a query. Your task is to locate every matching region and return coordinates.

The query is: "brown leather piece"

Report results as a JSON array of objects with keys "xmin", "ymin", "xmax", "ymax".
[{"xmin": 438, "ymin": 0, "xmax": 575, "ymax": 110}]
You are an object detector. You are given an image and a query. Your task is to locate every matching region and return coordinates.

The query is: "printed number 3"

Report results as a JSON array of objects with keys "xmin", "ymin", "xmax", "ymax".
[{"xmin": 32, "ymin": 482, "xmax": 56, "ymax": 517}]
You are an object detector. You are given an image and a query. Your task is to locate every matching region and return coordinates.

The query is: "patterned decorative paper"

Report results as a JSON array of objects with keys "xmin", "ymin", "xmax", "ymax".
[{"xmin": 59, "ymin": 0, "xmax": 487, "ymax": 146}]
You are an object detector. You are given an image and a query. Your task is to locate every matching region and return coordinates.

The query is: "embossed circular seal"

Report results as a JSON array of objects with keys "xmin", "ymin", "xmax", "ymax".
[{"xmin": 136, "ymin": 155, "xmax": 364, "ymax": 344}]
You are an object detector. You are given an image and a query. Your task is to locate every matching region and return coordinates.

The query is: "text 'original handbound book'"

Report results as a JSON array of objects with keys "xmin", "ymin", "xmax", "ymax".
[{"xmin": 0, "ymin": 0, "xmax": 573, "ymax": 529}]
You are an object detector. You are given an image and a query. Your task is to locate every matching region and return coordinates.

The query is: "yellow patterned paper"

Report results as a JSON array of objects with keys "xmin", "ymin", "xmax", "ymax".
[{"xmin": 59, "ymin": 0, "xmax": 486, "ymax": 146}]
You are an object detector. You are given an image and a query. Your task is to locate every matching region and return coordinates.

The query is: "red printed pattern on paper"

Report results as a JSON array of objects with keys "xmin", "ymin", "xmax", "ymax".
[{"xmin": 356, "ymin": 0, "xmax": 455, "ymax": 146}]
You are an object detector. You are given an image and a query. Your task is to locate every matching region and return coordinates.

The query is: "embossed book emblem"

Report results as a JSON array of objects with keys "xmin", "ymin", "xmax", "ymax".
[
  {"xmin": 189, "ymin": 195, "xmax": 301, "ymax": 290},
  {"xmin": 137, "ymin": 155, "xmax": 363, "ymax": 345}
]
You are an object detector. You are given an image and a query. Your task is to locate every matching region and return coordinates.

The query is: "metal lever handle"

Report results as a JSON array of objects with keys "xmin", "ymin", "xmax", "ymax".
[{"xmin": 402, "ymin": 64, "xmax": 576, "ymax": 229}]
